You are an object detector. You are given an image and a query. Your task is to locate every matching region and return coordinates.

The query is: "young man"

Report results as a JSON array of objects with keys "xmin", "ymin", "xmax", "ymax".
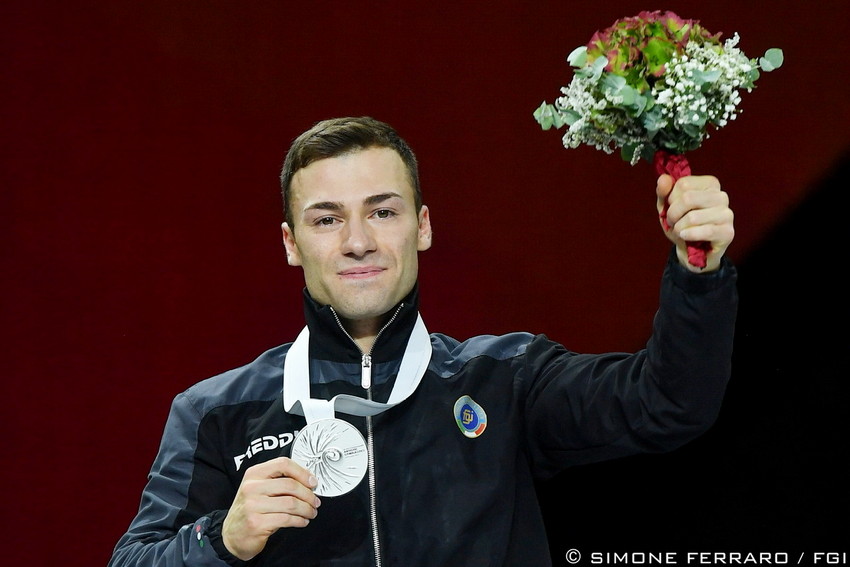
[{"xmin": 109, "ymin": 117, "xmax": 737, "ymax": 566}]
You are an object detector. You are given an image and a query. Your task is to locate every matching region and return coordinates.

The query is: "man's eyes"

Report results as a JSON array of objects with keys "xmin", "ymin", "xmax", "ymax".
[{"xmin": 311, "ymin": 209, "xmax": 395, "ymax": 227}]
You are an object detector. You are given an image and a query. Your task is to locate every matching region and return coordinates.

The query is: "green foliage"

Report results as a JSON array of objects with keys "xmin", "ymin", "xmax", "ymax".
[{"xmin": 533, "ymin": 11, "xmax": 784, "ymax": 164}]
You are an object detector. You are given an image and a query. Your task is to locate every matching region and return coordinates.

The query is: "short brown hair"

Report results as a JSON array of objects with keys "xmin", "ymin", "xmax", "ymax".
[{"xmin": 280, "ymin": 116, "xmax": 421, "ymax": 228}]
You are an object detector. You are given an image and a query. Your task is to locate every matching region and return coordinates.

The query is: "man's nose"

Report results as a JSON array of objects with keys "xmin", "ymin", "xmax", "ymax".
[{"xmin": 342, "ymin": 217, "xmax": 377, "ymax": 257}]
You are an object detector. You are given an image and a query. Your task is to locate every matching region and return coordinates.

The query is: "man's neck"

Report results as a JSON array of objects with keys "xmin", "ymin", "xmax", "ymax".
[
  {"xmin": 337, "ymin": 303, "xmax": 407, "ymax": 354},
  {"xmin": 343, "ymin": 317, "xmax": 380, "ymax": 354}
]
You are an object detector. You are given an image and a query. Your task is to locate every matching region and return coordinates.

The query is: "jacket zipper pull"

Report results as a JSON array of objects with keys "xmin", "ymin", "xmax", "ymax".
[{"xmin": 361, "ymin": 353, "xmax": 372, "ymax": 389}]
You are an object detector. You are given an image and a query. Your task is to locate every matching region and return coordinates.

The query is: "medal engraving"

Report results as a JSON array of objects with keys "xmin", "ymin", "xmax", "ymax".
[{"xmin": 290, "ymin": 419, "xmax": 368, "ymax": 497}]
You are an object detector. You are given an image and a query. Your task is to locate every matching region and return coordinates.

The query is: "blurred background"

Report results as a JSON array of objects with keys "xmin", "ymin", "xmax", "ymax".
[{"xmin": 3, "ymin": 1, "xmax": 847, "ymax": 564}]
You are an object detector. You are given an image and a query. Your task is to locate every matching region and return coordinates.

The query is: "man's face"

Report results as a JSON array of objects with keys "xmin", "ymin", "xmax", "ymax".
[{"xmin": 282, "ymin": 147, "xmax": 432, "ymax": 325}]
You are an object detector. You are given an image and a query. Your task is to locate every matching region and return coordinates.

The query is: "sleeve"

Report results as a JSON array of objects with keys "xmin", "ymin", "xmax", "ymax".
[
  {"xmin": 523, "ymin": 250, "xmax": 738, "ymax": 477},
  {"xmin": 108, "ymin": 393, "xmax": 246, "ymax": 567}
]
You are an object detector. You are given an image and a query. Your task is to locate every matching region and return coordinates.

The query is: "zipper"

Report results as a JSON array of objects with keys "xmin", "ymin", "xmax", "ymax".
[
  {"xmin": 330, "ymin": 303, "xmax": 404, "ymax": 390},
  {"xmin": 366, "ymin": 398, "xmax": 381, "ymax": 567},
  {"xmin": 328, "ymin": 302, "xmax": 404, "ymax": 566}
]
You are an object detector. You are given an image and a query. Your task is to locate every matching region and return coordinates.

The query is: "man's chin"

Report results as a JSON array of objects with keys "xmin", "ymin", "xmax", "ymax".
[
  {"xmin": 334, "ymin": 305, "xmax": 394, "ymax": 323},
  {"xmin": 332, "ymin": 296, "xmax": 403, "ymax": 324}
]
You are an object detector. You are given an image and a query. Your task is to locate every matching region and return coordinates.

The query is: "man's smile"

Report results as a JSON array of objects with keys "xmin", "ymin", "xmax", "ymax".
[{"xmin": 338, "ymin": 266, "xmax": 385, "ymax": 279}]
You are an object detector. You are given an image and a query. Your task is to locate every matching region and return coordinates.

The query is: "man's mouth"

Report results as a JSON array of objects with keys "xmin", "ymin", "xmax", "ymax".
[{"xmin": 338, "ymin": 266, "xmax": 384, "ymax": 279}]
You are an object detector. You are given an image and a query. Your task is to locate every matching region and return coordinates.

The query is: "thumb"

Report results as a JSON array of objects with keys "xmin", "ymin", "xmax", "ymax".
[{"xmin": 655, "ymin": 174, "xmax": 674, "ymax": 213}]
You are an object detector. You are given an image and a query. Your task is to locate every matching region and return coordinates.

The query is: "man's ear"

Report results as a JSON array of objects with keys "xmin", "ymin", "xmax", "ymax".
[
  {"xmin": 417, "ymin": 205, "xmax": 432, "ymax": 252},
  {"xmin": 281, "ymin": 222, "xmax": 302, "ymax": 266}
]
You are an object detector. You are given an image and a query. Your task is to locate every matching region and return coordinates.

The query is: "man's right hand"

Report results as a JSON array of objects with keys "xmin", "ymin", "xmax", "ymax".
[{"xmin": 222, "ymin": 456, "xmax": 321, "ymax": 560}]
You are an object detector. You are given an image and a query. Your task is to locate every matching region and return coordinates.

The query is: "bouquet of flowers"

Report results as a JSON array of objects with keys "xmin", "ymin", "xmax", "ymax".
[{"xmin": 534, "ymin": 10, "xmax": 783, "ymax": 267}]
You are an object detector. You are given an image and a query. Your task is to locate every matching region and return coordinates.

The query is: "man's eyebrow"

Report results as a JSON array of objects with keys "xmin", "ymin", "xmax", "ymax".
[
  {"xmin": 304, "ymin": 192, "xmax": 403, "ymax": 213},
  {"xmin": 304, "ymin": 200, "xmax": 343, "ymax": 213},
  {"xmin": 363, "ymin": 192, "xmax": 403, "ymax": 206}
]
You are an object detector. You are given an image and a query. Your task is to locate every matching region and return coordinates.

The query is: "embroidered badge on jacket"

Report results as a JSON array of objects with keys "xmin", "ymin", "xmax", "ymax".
[{"xmin": 454, "ymin": 395, "xmax": 487, "ymax": 438}]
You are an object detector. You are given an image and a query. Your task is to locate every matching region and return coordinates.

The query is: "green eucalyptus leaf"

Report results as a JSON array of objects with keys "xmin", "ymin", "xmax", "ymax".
[
  {"xmin": 630, "ymin": 91, "xmax": 648, "ymax": 115},
  {"xmin": 533, "ymin": 102, "xmax": 555, "ymax": 130},
  {"xmin": 760, "ymin": 48, "xmax": 784, "ymax": 72},
  {"xmin": 601, "ymin": 73, "xmax": 626, "ymax": 95},
  {"xmin": 589, "ymin": 57, "xmax": 608, "ymax": 81},
  {"xmin": 553, "ymin": 111, "xmax": 568, "ymax": 128},
  {"xmin": 533, "ymin": 102, "xmax": 573, "ymax": 130},
  {"xmin": 567, "ymin": 46, "xmax": 588, "ymax": 67},
  {"xmin": 619, "ymin": 84, "xmax": 637, "ymax": 107},
  {"xmin": 692, "ymin": 68, "xmax": 721, "ymax": 86},
  {"xmin": 641, "ymin": 106, "xmax": 665, "ymax": 132},
  {"xmin": 621, "ymin": 143, "xmax": 638, "ymax": 163},
  {"xmin": 561, "ymin": 108, "xmax": 581, "ymax": 126},
  {"xmin": 683, "ymin": 123, "xmax": 703, "ymax": 139}
]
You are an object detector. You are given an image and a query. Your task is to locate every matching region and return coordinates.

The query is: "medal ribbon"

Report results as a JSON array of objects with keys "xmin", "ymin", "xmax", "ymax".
[{"xmin": 283, "ymin": 313, "xmax": 432, "ymax": 424}]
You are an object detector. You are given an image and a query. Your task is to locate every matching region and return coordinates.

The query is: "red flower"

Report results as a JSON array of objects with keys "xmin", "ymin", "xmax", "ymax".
[{"xmin": 584, "ymin": 11, "xmax": 720, "ymax": 89}]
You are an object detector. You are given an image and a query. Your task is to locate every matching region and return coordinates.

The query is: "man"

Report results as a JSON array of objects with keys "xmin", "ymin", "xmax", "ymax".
[{"xmin": 109, "ymin": 116, "xmax": 737, "ymax": 566}]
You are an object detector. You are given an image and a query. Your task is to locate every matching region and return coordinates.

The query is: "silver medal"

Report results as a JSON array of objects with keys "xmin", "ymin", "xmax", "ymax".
[{"xmin": 290, "ymin": 418, "xmax": 368, "ymax": 497}]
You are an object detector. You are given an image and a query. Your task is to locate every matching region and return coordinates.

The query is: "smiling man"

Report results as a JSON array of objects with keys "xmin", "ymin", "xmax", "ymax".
[
  {"xmin": 282, "ymin": 145, "xmax": 432, "ymax": 351},
  {"xmin": 110, "ymin": 116, "xmax": 738, "ymax": 567}
]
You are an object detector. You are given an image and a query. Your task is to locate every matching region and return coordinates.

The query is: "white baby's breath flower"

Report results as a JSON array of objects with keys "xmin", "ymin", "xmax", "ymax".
[{"xmin": 533, "ymin": 12, "xmax": 782, "ymax": 164}]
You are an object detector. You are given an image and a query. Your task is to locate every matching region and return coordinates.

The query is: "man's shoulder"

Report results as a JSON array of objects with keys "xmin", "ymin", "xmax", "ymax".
[
  {"xmin": 429, "ymin": 331, "xmax": 536, "ymax": 376},
  {"xmin": 178, "ymin": 343, "xmax": 291, "ymax": 416}
]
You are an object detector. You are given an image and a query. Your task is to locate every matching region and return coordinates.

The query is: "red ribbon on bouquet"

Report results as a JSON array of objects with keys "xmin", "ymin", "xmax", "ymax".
[{"xmin": 654, "ymin": 150, "xmax": 711, "ymax": 269}]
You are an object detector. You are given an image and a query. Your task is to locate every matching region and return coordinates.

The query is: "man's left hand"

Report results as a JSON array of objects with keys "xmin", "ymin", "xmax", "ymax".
[{"xmin": 656, "ymin": 174, "xmax": 735, "ymax": 273}]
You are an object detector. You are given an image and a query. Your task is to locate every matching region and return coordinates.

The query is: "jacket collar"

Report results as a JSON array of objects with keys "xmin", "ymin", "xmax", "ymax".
[{"xmin": 301, "ymin": 284, "xmax": 421, "ymax": 365}]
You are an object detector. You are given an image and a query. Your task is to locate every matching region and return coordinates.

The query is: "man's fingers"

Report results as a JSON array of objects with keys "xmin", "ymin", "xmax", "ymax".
[
  {"xmin": 239, "ymin": 458, "xmax": 322, "ymax": 512},
  {"xmin": 263, "ymin": 511, "xmax": 313, "ymax": 529},
  {"xmin": 245, "ymin": 456, "xmax": 315, "ymax": 483},
  {"xmin": 247, "ymin": 491, "xmax": 320, "ymax": 520},
  {"xmin": 222, "ymin": 458, "xmax": 322, "ymax": 560},
  {"xmin": 679, "ymin": 219, "xmax": 735, "ymax": 244},
  {"xmin": 656, "ymin": 173, "xmax": 734, "ymax": 272},
  {"xmin": 664, "ymin": 175, "xmax": 726, "ymax": 227},
  {"xmin": 675, "ymin": 204, "xmax": 734, "ymax": 231},
  {"xmin": 248, "ymin": 477, "xmax": 321, "ymax": 513}
]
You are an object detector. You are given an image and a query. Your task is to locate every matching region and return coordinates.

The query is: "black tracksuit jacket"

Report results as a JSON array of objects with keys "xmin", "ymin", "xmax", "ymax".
[{"xmin": 109, "ymin": 253, "xmax": 738, "ymax": 566}]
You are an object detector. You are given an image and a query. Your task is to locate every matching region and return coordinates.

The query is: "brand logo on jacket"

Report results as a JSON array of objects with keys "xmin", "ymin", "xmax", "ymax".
[
  {"xmin": 454, "ymin": 395, "xmax": 487, "ymax": 438},
  {"xmin": 233, "ymin": 431, "xmax": 299, "ymax": 471}
]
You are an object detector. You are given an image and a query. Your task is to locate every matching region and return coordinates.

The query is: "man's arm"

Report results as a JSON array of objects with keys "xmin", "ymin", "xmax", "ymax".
[
  {"xmin": 108, "ymin": 393, "xmax": 233, "ymax": 567},
  {"xmin": 108, "ymin": 393, "xmax": 320, "ymax": 567},
  {"xmin": 523, "ymin": 174, "xmax": 738, "ymax": 475}
]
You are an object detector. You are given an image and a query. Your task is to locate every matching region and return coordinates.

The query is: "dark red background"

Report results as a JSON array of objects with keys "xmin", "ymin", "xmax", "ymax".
[{"xmin": 3, "ymin": 1, "xmax": 848, "ymax": 565}]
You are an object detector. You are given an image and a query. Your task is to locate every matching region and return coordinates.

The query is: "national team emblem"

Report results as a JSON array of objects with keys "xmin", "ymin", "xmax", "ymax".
[{"xmin": 454, "ymin": 395, "xmax": 487, "ymax": 438}]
